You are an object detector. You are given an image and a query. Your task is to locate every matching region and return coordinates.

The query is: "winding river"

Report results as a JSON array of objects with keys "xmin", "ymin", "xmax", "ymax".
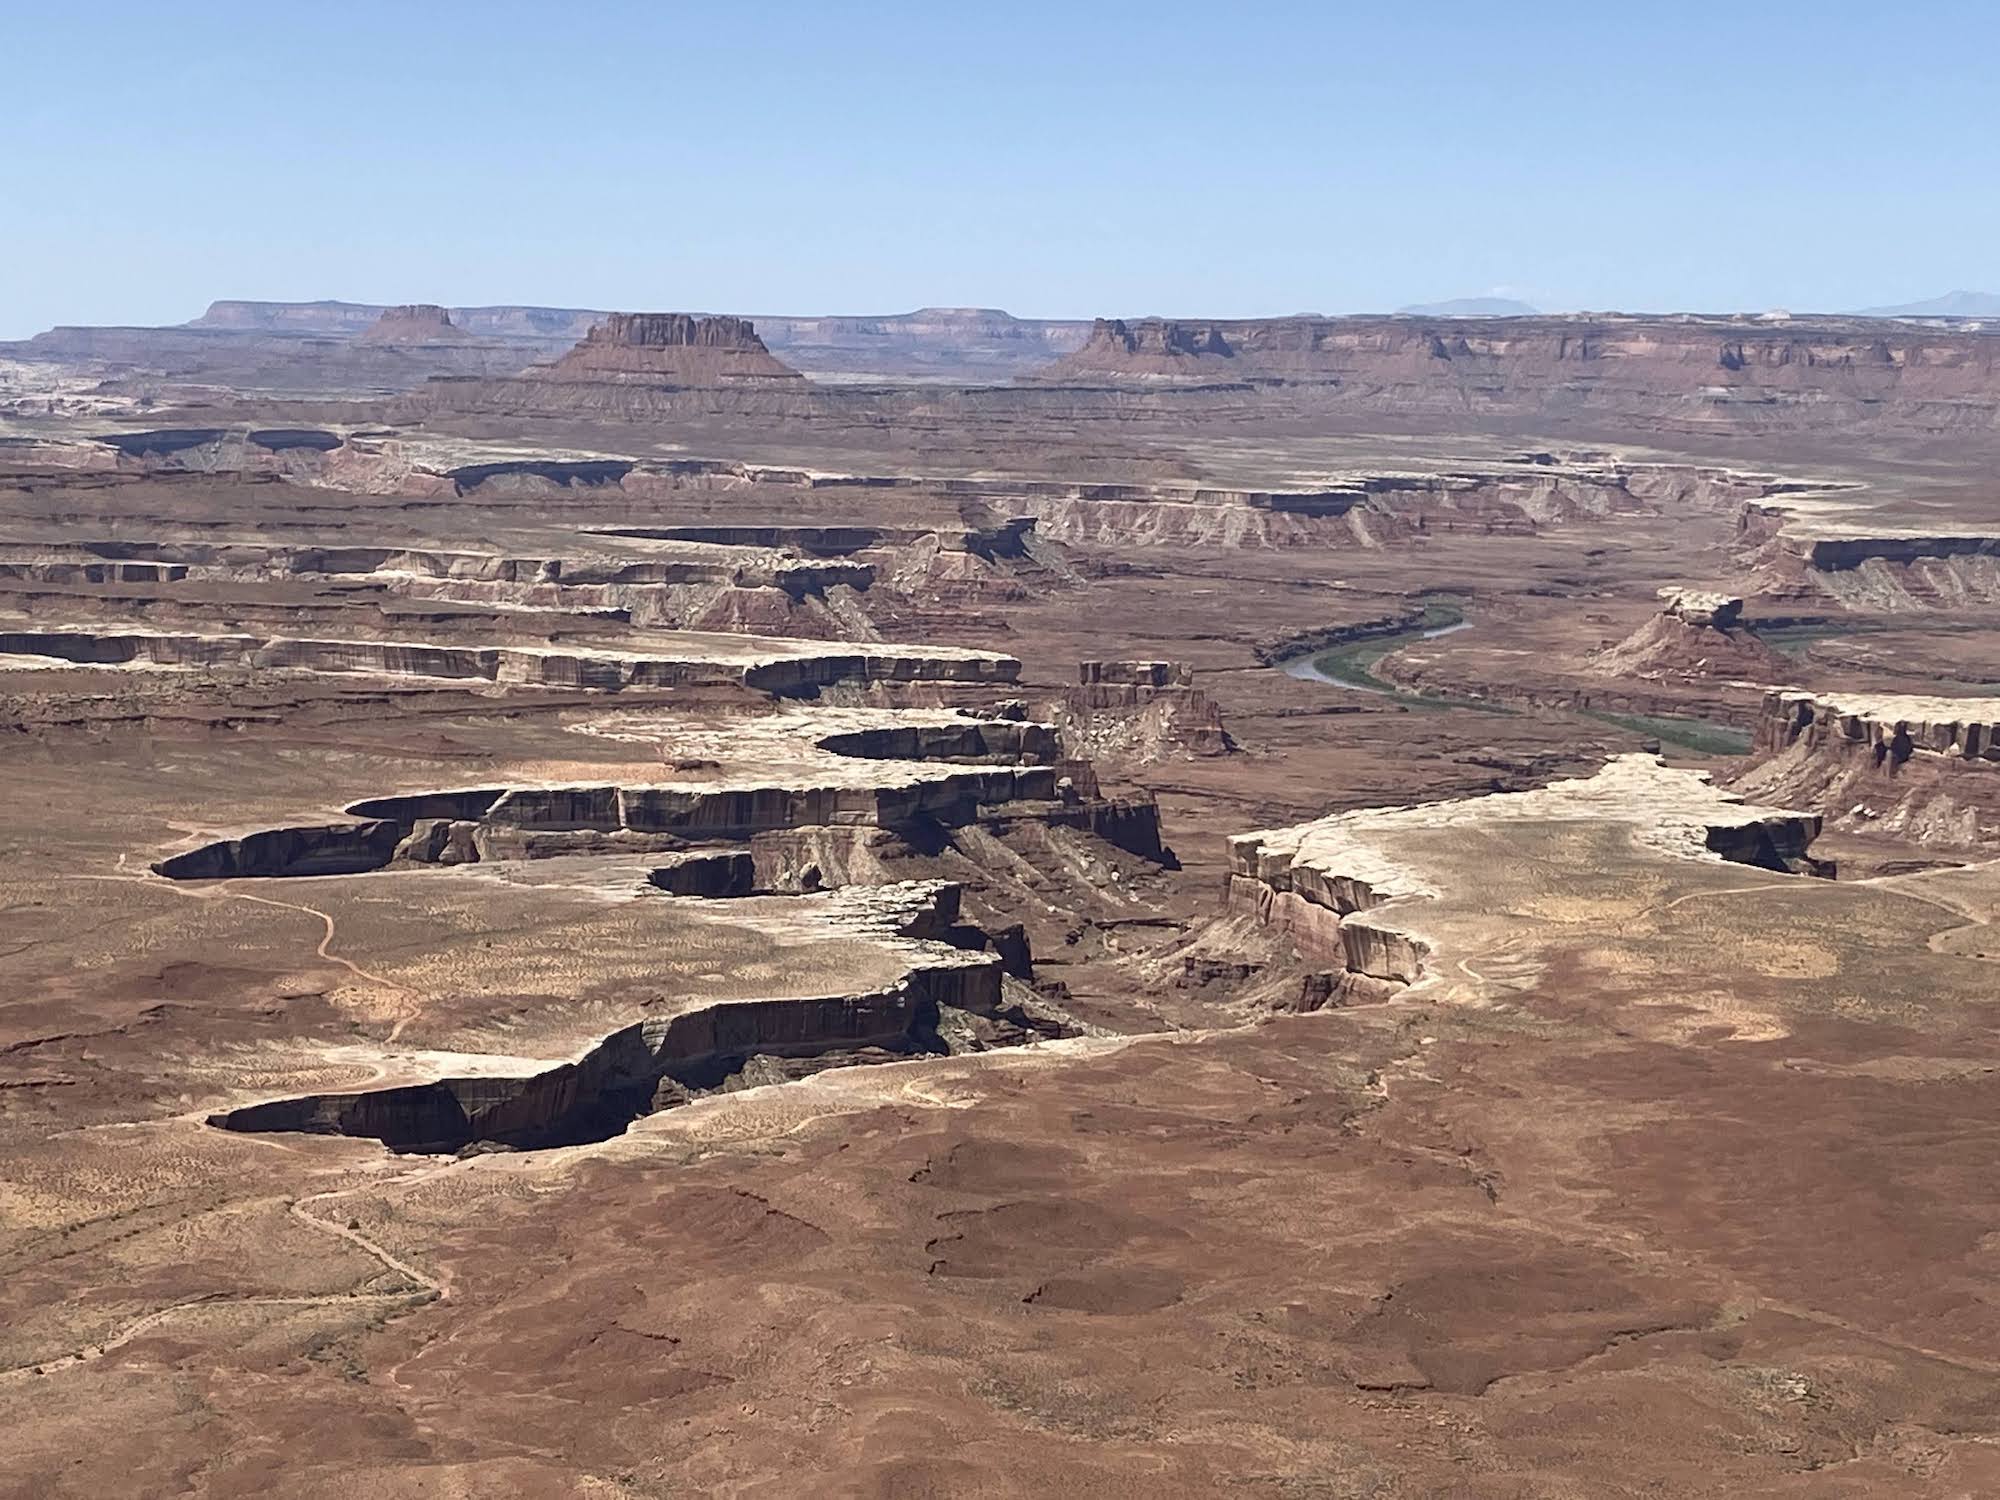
[{"xmin": 1281, "ymin": 612, "xmax": 1472, "ymax": 697}]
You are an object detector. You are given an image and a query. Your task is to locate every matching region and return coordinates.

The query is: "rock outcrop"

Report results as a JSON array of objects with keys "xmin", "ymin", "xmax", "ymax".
[
  {"xmin": 542, "ymin": 313, "xmax": 804, "ymax": 386},
  {"xmin": 1659, "ymin": 588, "xmax": 1744, "ymax": 629},
  {"xmin": 413, "ymin": 313, "xmax": 806, "ymax": 416},
  {"xmin": 1076, "ymin": 660, "xmax": 1193, "ymax": 689},
  {"xmin": 204, "ymin": 881, "xmax": 1014, "ymax": 1152},
  {"xmin": 0, "ymin": 533, "xmax": 882, "ymax": 641},
  {"xmin": 358, "ymin": 304, "xmax": 469, "ymax": 344},
  {"xmin": 1047, "ymin": 319, "xmax": 1237, "ymax": 381},
  {"xmin": 1736, "ymin": 690, "xmax": 2000, "ymax": 848},
  {"xmin": 0, "ymin": 626, "xmax": 1016, "ymax": 693},
  {"xmin": 1746, "ymin": 518, "xmax": 2000, "ymax": 610},
  {"xmin": 1589, "ymin": 588, "xmax": 1787, "ymax": 681},
  {"xmin": 1035, "ymin": 313, "xmax": 2000, "ymax": 434},
  {"xmin": 1228, "ymin": 756, "xmax": 1827, "ymax": 996},
  {"xmin": 1056, "ymin": 661, "xmax": 1231, "ymax": 762},
  {"xmin": 155, "ymin": 765, "xmax": 1162, "ymax": 879},
  {"xmin": 152, "ymin": 706, "xmax": 1171, "ymax": 879}
]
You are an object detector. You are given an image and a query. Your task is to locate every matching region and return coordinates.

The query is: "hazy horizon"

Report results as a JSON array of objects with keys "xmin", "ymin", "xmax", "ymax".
[
  {"xmin": 9, "ymin": 0, "xmax": 1997, "ymax": 340},
  {"xmin": 37, "ymin": 290, "xmax": 2000, "ymax": 334}
]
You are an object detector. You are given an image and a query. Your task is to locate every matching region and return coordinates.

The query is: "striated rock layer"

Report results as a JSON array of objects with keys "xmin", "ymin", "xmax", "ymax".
[
  {"xmin": 1058, "ymin": 660, "xmax": 1232, "ymax": 762},
  {"xmin": 1228, "ymin": 756, "xmax": 1825, "ymax": 995},
  {"xmin": 1744, "ymin": 513, "xmax": 2000, "ymax": 611},
  {"xmin": 1738, "ymin": 690, "xmax": 2000, "ymax": 848},
  {"xmin": 1590, "ymin": 587, "xmax": 1787, "ymax": 682},
  {"xmin": 1035, "ymin": 313, "xmax": 2000, "ymax": 434},
  {"xmin": 358, "ymin": 304, "xmax": 472, "ymax": 345},
  {"xmin": 150, "ymin": 704, "xmax": 1169, "ymax": 880},
  {"xmin": 540, "ymin": 313, "xmax": 804, "ymax": 386},
  {"xmin": 0, "ymin": 625, "xmax": 1015, "ymax": 693},
  {"xmin": 206, "ymin": 880, "xmax": 1007, "ymax": 1152}
]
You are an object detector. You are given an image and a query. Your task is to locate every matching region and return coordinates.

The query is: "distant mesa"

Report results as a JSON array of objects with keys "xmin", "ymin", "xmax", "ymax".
[
  {"xmin": 185, "ymin": 298, "xmax": 606, "ymax": 341},
  {"xmin": 187, "ymin": 298, "xmax": 383, "ymax": 334},
  {"xmin": 409, "ymin": 311, "xmax": 810, "ymax": 416},
  {"xmin": 583, "ymin": 312, "xmax": 768, "ymax": 351},
  {"xmin": 1025, "ymin": 309, "xmax": 2000, "ymax": 432},
  {"xmin": 1095, "ymin": 318, "xmax": 1233, "ymax": 358},
  {"xmin": 358, "ymin": 303, "xmax": 474, "ymax": 344},
  {"xmin": 1037, "ymin": 318, "xmax": 1241, "ymax": 382},
  {"xmin": 544, "ymin": 313, "xmax": 805, "ymax": 385},
  {"xmin": 1856, "ymin": 290, "xmax": 2000, "ymax": 319},
  {"xmin": 1396, "ymin": 296, "xmax": 1541, "ymax": 317}
]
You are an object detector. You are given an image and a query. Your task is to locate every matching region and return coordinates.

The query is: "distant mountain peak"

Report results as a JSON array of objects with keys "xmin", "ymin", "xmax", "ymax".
[
  {"xmin": 1396, "ymin": 296, "xmax": 1540, "ymax": 318},
  {"xmin": 1856, "ymin": 290, "xmax": 2000, "ymax": 319}
]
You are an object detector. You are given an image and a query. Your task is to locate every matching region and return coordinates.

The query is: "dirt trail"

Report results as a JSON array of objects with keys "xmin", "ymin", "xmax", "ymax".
[
  {"xmin": 290, "ymin": 1172, "xmax": 452, "ymax": 1298},
  {"xmin": 0, "ymin": 1165, "xmax": 453, "ymax": 1384},
  {"xmin": 220, "ymin": 887, "xmax": 422, "ymax": 1040},
  {"xmin": 0, "ymin": 1289, "xmax": 424, "ymax": 1382},
  {"xmin": 64, "ymin": 871, "xmax": 425, "ymax": 1041}
]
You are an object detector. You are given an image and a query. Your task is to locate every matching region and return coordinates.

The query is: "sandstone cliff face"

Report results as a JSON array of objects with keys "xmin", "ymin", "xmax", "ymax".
[
  {"xmin": 1057, "ymin": 318, "xmax": 1235, "ymax": 378},
  {"xmin": 0, "ymin": 626, "xmax": 1016, "ymax": 693},
  {"xmin": 173, "ymin": 300, "xmax": 1090, "ymax": 377},
  {"xmin": 0, "ymin": 536, "xmax": 880, "ymax": 644},
  {"xmin": 544, "ymin": 313, "xmax": 804, "ymax": 385},
  {"xmin": 586, "ymin": 313, "xmax": 764, "ymax": 351},
  {"xmin": 1056, "ymin": 661, "xmax": 1232, "ymax": 763},
  {"xmin": 358, "ymin": 304, "xmax": 467, "ymax": 344},
  {"xmin": 203, "ymin": 880, "xmax": 1011, "ymax": 1152},
  {"xmin": 1735, "ymin": 690, "xmax": 2000, "ymax": 848},
  {"xmin": 415, "ymin": 312, "xmax": 807, "ymax": 413},
  {"xmin": 148, "ymin": 702, "xmax": 1167, "ymax": 881},
  {"xmin": 1589, "ymin": 589, "xmax": 1787, "ymax": 682},
  {"xmin": 1229, "ymin": 757, "xmax": 1826, "ymax": 994},
  {"xmin": 1035, "ymin": 313, "xmax": 2000, "ymax": 433},
  {"xmin": 1746, "ymin": 521, "xmax": 2000, "ymax": 610}
]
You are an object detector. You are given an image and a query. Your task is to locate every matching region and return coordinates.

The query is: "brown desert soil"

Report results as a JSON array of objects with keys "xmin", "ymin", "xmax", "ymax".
[{"xmin": 4, "ymin": 315, "xmax": 2000, "ymax": 1495}]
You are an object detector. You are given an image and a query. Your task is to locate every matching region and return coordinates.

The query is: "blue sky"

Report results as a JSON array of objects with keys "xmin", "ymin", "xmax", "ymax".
[{"xmin": 6, "ymin": 0, "xmax": 1995, "ymax": 337}]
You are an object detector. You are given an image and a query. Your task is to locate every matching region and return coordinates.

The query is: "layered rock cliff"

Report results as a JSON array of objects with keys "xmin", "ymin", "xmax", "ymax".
[
  {"xmin": 1055, "ymin": 660, "xmax": 1232, "ymax": 762},
  {"xmin": 1735, "ymin": 690, "xmax": 2000, "ymax": 848},
  {"xmin": 542, "ymin": 313, "xmax": 804, "ymax": 385},
  {"xmin": 1744, "ymin": 515, "xmax": 2000, "ymax": 610},
  {"xmin": 417, "ymin": 313, "xmax": 806, "ymax": 413},
  {"xmin": 203, "ymin": 881, "xmax": 1013, "ymax": 1152},
  {"xmin": 1589, "ymin": 588, "xmax": 1788, "ymax": 682},
  {"xmin": 0, "ymin": 626, "xmax": 1016, "ymax": 693},
  {"xmin": 1035, "ymin": 313, "xmax": 2000, "ymax": 433},
  {"xmin": 177, "ymin": 300, "xmax": 1090, "ymax": 377},
  {"xmin": 1050, "ymin": 319, "xmax": 1235, "ymax": 379},
  {"xmin": 358, "ymin": 304, "xmax": 470, "ymax": 344},
  {"xmin": 1228, "ymin": 756, "xmax": 1826, "ymax": 998}
]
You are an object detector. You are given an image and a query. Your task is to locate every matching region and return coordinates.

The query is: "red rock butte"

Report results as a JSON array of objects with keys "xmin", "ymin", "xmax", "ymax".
[
  {"xmin": 356, "ymin": 303, "xmax": 468, "ymax": 344},
  {"xmin": 547, "ymin": 312, "xmax": 805, "ymax": 384}
]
